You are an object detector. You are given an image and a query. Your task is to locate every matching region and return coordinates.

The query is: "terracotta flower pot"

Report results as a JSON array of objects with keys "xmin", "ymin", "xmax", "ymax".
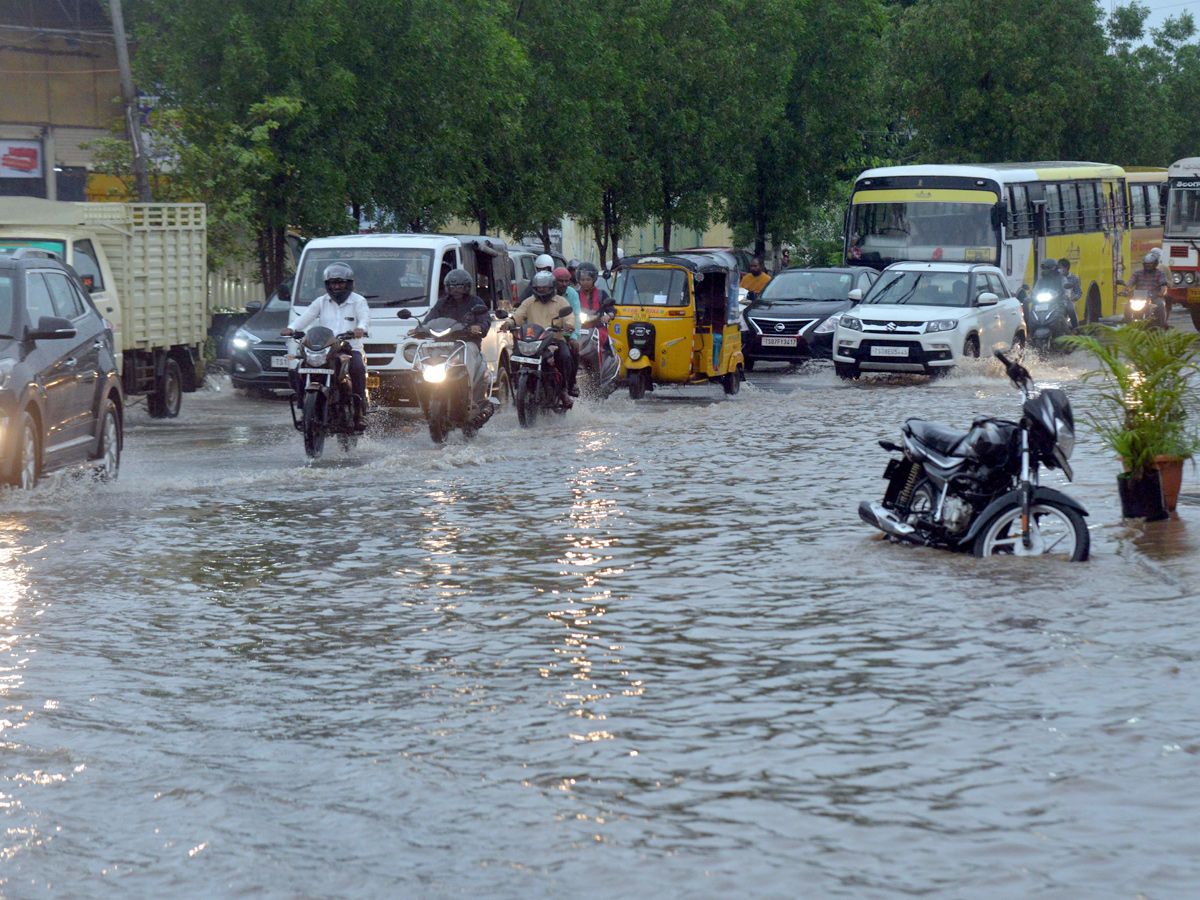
[{"xmin": 1153, "ymin": 455, "xmax": 1186, "ymax": 512}]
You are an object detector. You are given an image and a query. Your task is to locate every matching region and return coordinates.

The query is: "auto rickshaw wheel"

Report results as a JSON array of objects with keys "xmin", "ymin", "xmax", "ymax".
[
  {"xmin": 722, "ymin": 368, "xmax": 741, "ymax": 395},
  {"xmin": 629, "ymin": 369, "xmax": 648, "ymax": 400}
]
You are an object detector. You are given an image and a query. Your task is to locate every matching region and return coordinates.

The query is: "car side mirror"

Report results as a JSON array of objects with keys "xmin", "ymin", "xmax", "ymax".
[
  {"xmin": 277, "ymin": 282, "xmax": 292, "ymax": 304},
  {"xmin": 848, "ymin": 288, "xmax": 863, "ymax": 303},
  {"xmin": 397, "ymin": 309, "xmax": 413, "ymax": 319},
  {"xmin": 28, "ymin": 315, "xmax": 76, "ymax": 341},
  {"xmin": 245, "ymin": 300, "xmax": 263, "ymax": 313},
  {"xmin": 977, "ymin": 292, "xmax": 999, "ymax": 306}
]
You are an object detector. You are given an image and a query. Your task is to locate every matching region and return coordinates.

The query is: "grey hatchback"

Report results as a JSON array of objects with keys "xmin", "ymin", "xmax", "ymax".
[{"xmin": 0, "ymin": 248, "xmax": 123, "ymax": 487}]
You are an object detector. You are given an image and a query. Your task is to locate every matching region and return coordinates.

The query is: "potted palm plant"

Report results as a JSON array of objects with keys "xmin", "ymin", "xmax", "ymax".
[{"xmin": 1060, "ymin": 323, "xmax": 1200, "ymax": 520}]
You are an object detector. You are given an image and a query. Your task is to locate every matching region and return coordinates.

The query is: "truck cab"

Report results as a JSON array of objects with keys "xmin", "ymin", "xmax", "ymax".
[{"xmin": 288, "ymin": 234, "xmax": 515, "ymax": 407}]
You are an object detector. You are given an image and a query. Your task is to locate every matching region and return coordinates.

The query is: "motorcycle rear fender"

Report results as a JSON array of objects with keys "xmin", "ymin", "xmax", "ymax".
[
  {"xmin": 625, "ymin": 358, "xmax": 652, "ymax": 371},
  {"xmin": 958, "ymin": 486, "xmax": 1089, "ymax": 546}
]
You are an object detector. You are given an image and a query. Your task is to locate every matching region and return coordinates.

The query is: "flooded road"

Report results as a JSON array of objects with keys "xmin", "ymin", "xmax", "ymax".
[{"xmin": 4, "ymin": 341, "xmax": 1200, "ymax": 898}]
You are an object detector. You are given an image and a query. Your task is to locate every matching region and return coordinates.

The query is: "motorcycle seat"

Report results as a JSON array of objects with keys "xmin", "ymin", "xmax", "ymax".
[{"xmin": 904, "ymin": 419, "xmax": 971, "ymax": 457}]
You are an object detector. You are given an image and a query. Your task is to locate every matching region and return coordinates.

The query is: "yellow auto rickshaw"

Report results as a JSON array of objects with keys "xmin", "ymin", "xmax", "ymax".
[{"xmin": 609, "ymin": 252, "xmax": 745, "ymax": 398}]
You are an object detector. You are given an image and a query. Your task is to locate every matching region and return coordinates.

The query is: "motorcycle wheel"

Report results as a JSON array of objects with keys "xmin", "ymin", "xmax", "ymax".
[
  {"xmin": 428, "ymin": 397, "xmax": 450, "ymax": 443},
  {"xmin": 629, "ymin": 369, "xmax": 647, "ymax": 400},
  {"xmin": 972, "ymin": 501, "xmax": 1089, "ymax": 561},
  {"xmin": 302, "ymin": 392, "xmax": 326, "ymax": 460},
  {"xmin": 516, "ymin": 375, "xmax": 538, "ymax": 428}
]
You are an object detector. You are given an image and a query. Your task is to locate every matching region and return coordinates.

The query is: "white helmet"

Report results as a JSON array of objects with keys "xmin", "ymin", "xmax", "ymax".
[{"xmin": 534, "ymin": 253, "xmax": 554, "ymax": 271}]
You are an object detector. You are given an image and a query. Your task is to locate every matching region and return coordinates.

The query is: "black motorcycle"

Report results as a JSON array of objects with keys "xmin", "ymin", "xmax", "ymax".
[
  {"xmin": 401, "ymin": 311, "xmax": 495, "ymax": 443},
  {"xmin": 501, "ymin": 307, "xmax": 573, "ymax": 427},
  {"xmin": 1123, "ymin": 288, "xmax": 1169, "ymax": 329},
  {"xmin": 290, "ymin": 327, "xmax": 366, "ymax": 459},
  {"xmin": 1025, "ymin": 281, "xmax": 1077, "ymax": 352},
  {"xmin": 859, "ymin": 351, "xmax": 1089, "ymax": 560}
]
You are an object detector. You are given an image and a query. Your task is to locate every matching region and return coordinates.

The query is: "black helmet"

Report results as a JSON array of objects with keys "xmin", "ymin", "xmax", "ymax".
[
  {"xmin": 444, "ymin": 267, "xmax": 472, "ymax": 296},
  {"xmin": 324, "ymin": 263, "xmax": 354, "ymax": 303},
  {"xmin": 576, "ymin": 261, "xmax": 600, "ymax": 280},
  {"xmin": 1039, "ymin": 258, "xmax": 1059, "ymax": 276},
  {"xmin": 531, "ymin": 270, "xmax": 556, "ymax": 301}
]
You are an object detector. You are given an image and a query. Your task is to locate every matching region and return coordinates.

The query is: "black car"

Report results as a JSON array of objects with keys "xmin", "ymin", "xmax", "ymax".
[
  {"xmin": 741, "ymin": 266, "xmax": 878, "ymax": 368},
  {"xmin": 0, "ymin": 248, "xmax": 123, "ymax": 487},
  {"xmin": 229, "ymin": 285, "xmax": 293, "ymax": 393}
]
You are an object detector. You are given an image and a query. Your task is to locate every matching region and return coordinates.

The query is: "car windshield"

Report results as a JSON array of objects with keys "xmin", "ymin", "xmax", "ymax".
[
  {"xmin": 295, "ymin": 248, "xmax": 434, "ymax": 308},
  {"xmin": 848, "ymin": 201, "xmax": 998, "ymax": 267},
  {"xmin": 760, "ymin": 271, "xmax": 854, "ymax": 301},
  {"xmin": 862, "ymin": 271, "xmax": 971, "ymax": 308},
  {"xmin": 613, "ymin": 267, "xmax": 689, "ymax": 307},
  {"xmin": 1166, "ymin": 185, "xmax": 1200, "ymax": 237}
]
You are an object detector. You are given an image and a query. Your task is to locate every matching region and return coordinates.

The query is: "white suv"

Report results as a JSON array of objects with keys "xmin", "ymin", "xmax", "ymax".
[{"xmin": 832, "ymin": 262, "xmax": 1025, "ymax": 378}]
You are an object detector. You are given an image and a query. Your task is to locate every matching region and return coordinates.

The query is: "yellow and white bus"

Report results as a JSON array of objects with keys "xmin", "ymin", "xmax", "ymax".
[{"xmin": 844, "ymin": 163, "xmax": 1166, "ymax": 322}]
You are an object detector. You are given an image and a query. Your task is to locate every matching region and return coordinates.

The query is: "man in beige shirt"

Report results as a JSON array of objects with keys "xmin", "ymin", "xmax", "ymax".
[{"xmin": 507, "ymin": 271, "xmax": 578, "ymax": 406}]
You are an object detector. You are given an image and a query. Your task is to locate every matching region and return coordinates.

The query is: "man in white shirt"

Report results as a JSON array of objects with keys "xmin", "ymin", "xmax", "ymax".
[{"xmin": 281, "ymin": 263, "xmax": 372, "ymax": 430}]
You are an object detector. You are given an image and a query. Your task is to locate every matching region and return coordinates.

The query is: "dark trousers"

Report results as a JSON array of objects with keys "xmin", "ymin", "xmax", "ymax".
[{"xmin": 292, "ymin": 351, "xmax": 367, "ymax": 407}]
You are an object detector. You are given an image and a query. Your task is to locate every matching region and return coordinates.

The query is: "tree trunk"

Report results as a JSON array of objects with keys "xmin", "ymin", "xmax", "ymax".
[
  {"xmin": 540, "ymin": 222, "xmax": 551, "ymax": 254},
  {"xmin": 257, "ymin": 226, "xmax": 287, "ymax": 299},
  {"xmin": 477, "ymin": 214, "xmax": 488, "ymax": 235},
  {"xmin": 662, "ymin": 212, "xmax": 673, "ymax": 254}
]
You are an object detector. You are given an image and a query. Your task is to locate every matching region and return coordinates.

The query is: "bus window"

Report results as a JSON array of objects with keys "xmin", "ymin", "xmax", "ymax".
[
  {"xmin": 1148, "ymin": 186, "xmax": 1164, "ymax": 227},
  {"xmin": 1061, "ymin": 183, "xmax": 1080, "ymax": 233},
  {"xmin": 1080, "ymin": 182, "xmax": 1100, "ymax": 231},
  {"xmin": 1045, "ymin": 185, "xmax": 1063, "ymax": 235},
  {"xmin": 1007, "ymin": 185, "xmax": 1030, "ymax": 237},
  {"xmin": 1132, "ymin": 185, "xmax": 1148, "ymax": 227}
]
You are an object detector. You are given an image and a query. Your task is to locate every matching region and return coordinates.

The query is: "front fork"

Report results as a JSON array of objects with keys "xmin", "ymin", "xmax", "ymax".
[{"xmin": 1020, "ymin": 425, "xmax": 1033, "ymax": 549}]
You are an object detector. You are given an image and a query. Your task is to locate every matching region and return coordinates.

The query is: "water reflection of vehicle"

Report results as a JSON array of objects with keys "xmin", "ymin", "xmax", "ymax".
[
  {"xmin": 741, "ymin": 267, "xmax": 877, "ymax": 369},
  {"xmin": 859, "ymin": 351, "xmax": 1088, "ymax": 560},
  {"xmin": 609, "ymin": 252, "xmax": 744, "ymax": 399}
]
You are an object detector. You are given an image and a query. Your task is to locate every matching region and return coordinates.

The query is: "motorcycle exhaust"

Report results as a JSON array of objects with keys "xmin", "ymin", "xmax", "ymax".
[{"xmin": 858, "ymin": 501, "xmax": 916, "ymax": 538}]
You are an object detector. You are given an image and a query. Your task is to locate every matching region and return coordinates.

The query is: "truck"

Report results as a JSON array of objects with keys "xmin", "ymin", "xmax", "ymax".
[{"xmin": 0, "ymin": 198, "xmax": 208, "ymax": 417}]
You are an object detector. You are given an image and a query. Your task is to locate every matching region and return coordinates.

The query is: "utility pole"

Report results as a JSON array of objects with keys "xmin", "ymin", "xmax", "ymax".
[{"xmin": 108, "ymin": 0, "xmax": 152, "ymax": 202}]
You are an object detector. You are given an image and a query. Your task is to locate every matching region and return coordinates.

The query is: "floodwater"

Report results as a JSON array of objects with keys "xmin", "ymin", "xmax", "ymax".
[{"xmin": 3, "ymin": 338, "xmax": 1200, "ymax": 899}]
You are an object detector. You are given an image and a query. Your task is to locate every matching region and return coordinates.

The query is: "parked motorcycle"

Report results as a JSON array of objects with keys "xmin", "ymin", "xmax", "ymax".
[
  {"xmin": 290, "ymin": 327, "xmax": 366, "ymax": 459},
  {"xmin": 501, "ymin": 307, "xmax": 573, "ymax": 427},
  {"xmin": 1123, "ymin": 288, "xmax": 1169, "ymax": 329},
  {"xmin": 577, "ymin": 304, "xmax": 621, "ymax": 399},
  {"xmin": 1025, "ymin": 283, "xmax": 1077, "ymax": 352},
  {"xmin": 402, "ymin": 312, "xmax": 496, "ymax": 443},
  {"xmin": 858, "ymin": 351, "xmax": 1089, "ymax": 560}
]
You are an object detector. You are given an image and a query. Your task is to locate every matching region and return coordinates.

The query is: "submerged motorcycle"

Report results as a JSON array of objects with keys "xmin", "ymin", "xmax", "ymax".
[
  {"xmin": 290, "ymin": 326, "xmax": 366, "ymax": 459},
  {"xmin": 859, "ymin": 351, "xmax": 1089, "ymax": 560},
  {"xmin": 577, "ymin": 304, "xmax": 621, "ymax": 399},
  {"xmin": 501, "ymin": 307, "xmax": 573, "ymax": 427},
  {"xmin": 1025, "ymin": 281, "xmax": 1077, "ymax": 352},
  {"xmin": 401, "ymin": 310, "xmax": 497, "ymax": 443}
]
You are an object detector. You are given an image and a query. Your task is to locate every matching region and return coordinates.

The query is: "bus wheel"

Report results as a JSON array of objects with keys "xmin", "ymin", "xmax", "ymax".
[{"xmin": 1084, "ymin": 288, "xmax": 1102, "ymax": 325}]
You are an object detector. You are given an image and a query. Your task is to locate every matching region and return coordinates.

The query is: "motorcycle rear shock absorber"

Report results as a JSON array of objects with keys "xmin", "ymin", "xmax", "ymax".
[{"xmin": 897, "ymin": 462, "xmax": 924, "ymax": 509}]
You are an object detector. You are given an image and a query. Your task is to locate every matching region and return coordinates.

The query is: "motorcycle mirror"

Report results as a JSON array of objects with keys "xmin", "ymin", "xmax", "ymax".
[
  {"xmin": 397, "ymin": 309, "xmax": 413, "ymax": 319},
  {"xmin": 494, "ymin": 309, "xmax": 510, "ymax": 319},
  {"xmin": 559, "ymin": 306, "xmax": 573, "ymax": 317},
  {"xmin": 472, "ymin": 304, "xmax": 488, "ymax": 314}
]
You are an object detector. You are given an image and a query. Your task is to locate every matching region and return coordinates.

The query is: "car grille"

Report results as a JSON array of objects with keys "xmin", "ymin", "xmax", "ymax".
[
  {"xmin": 749, "ymin": 317, "xmax": 814, "ymax": 336},
  {"xmin": 861, "ymin": 319, "xmax": 924, "ymax": 334},
  {"xmin": 251, "ymin": 347, "xmax": 281, "ymax": 369},
  {"xmin": 364, "ymin": 342, "xmax": 398, "ymax": 367}
]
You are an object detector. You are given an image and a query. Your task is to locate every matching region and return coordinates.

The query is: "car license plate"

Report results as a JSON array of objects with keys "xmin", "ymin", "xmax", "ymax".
[
  {"xmin": 510, "ymin": 355, "xmax": 541, "ymax": 365},
  {"xmin": 761, "ymin": 336, "xmax": 797, "ymax": 347},
  {"xmin": 271, "ymin": 355, "xmax": 289, "ymax": 368},
  {"xmin": 366, "ymin": 375, "xmax": 379, "ymax": 389},
  {"xmin": 1188, "ymin": 287, "xmax": 1200, "ymax": 303},
  {"xmin": 870, "ymin": 345, "xmax": 909, "ymax": 357}
]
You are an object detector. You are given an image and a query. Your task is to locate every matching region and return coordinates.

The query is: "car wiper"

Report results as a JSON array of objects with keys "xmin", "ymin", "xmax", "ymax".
[{"xmin": 381, "ymin": 295, "xmax": 427, "ymax": 307}]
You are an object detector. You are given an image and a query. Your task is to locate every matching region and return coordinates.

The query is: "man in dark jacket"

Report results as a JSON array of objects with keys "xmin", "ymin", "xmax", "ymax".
[{"xmin": 420, "ymin": 268, "xmax": 493, "ymax": 421}]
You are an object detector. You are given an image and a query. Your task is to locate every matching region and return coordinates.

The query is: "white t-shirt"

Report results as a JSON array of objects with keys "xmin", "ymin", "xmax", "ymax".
[{"xmin": 291, "ymin": 292, "xmax": 371, "ymax": 351}]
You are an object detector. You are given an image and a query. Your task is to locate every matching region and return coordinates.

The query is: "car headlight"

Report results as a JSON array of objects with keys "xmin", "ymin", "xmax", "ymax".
[
  {"xmin": 1173, "ymin": 272, "xmax": 1184, "ymax": 285},
  {"xmin": 231, "ymin": 328, "xmax": 260, "ymax": 350},
  {"xmin": 1187, "ymin": 272, "xmax": 1197, "ymax": 285},
  {"xmin": 839, "ymin": 315, "xmax": 863, "ymax": 332},
  {"xmin": 1035, "ymin": 292, "xmax": 1054, "ymax": 302},
  {"xmin": 813, "ymin": 315, "xmax": 840, "ymax": 335},
  {"xmin": 424, "ymin": 362, "xmax": 447, "ymax": 383},
  {"xmin": 925, "ymin": 319, "xmax": 959, "ymax": 333}
]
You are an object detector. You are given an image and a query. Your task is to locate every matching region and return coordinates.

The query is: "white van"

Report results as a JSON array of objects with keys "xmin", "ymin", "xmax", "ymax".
[{"xmin": 289, "ymin": 234, "xmax": 515, "ymax": 407}]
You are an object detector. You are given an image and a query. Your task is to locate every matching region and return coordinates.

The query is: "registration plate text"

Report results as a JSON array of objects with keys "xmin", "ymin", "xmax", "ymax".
[
  {"xmin": 510, "ymin": 355, "xmax": 541, "ymax": 366},
  {"xmin": 870, "ymin": 346, "xmax": 909, "ymax": 358},
  {"xmin": 271, "ymin": 355, "xmax": 289, "ymax": 368},
  {"xmin": 761, "ymin": 336, "xmax": 797, "ymax": 348}
]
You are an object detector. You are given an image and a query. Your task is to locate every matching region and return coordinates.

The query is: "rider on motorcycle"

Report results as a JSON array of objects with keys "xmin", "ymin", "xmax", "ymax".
[
  {"xmin": 1128, "ymin": 251, "xmax": 1169, "ymax": 300},
  {"xmin": 576, "ymin": 261, "xmax": 613, "ymax": 341},
  {"xmin": 420, "ymin": 267, "xmax": 493, "ymax": 422},
  {"xmin": 553, "ymin": 266, "xmax": 582, "ymax": 397},
  {"xmin": 508, "ymin": 270, "xmax": 578, "ymax": 407},
  {"xmin": 517, "ymin": 253, "xmax": 556, "ymax": 302},
  {"xmin": 282, "ymin": 263, "xmax": 371, "ymax": 431},
  {"xmin": 1025, "ymin": 257, "xmax": 1078, "ymax": 329}
]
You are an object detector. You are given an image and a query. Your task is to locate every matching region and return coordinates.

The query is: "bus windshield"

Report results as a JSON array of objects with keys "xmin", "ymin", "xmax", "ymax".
[
  {"xmin": 1166, "ymin": 187, "xmax": 1200, "ymax": 237},
  {"xmin": 295, "ymin": 248, "xmax": 434, "ymax": 308},
  {"xmin": 848, "ymin": 202, "xmax": 997, "ymax": 268}
]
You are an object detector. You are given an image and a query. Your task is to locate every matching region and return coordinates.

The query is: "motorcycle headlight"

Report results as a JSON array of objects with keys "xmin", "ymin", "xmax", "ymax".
[
  {"xmin": 1035, "ymin": 292, "xmax": 1054, "ymax": 303},
  {"xmin": 1173, "ymin": 272, "xmax": 1184, "ymax": 285},
  {"xmin": 305, "ymin": 348, "xmax": 331, "ymax": 366},
  {"xmin": 424, "ymin": 362, "xmax": 447, "ymax": 383},
  {"xmin": 231, "ymin": 328, "xmax": 260, "ymax": 350},
  {"xmin": 839, "ymin": 315, "xmax": 863, "ymax": 332},
  {"xmin": 517, "ymin": 340, "xmax": 541, "ymax": 355},
  {"xmin": 813, "ymin": 315, "xmax": 840, "ymax": 335},
  {"xmin": 1129, "ymin": 298, "xmax": 1148, "ymax": 311},
  {"xmin": 924, "ymin": 319, "xmax": 959, "ymax": 333}
]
